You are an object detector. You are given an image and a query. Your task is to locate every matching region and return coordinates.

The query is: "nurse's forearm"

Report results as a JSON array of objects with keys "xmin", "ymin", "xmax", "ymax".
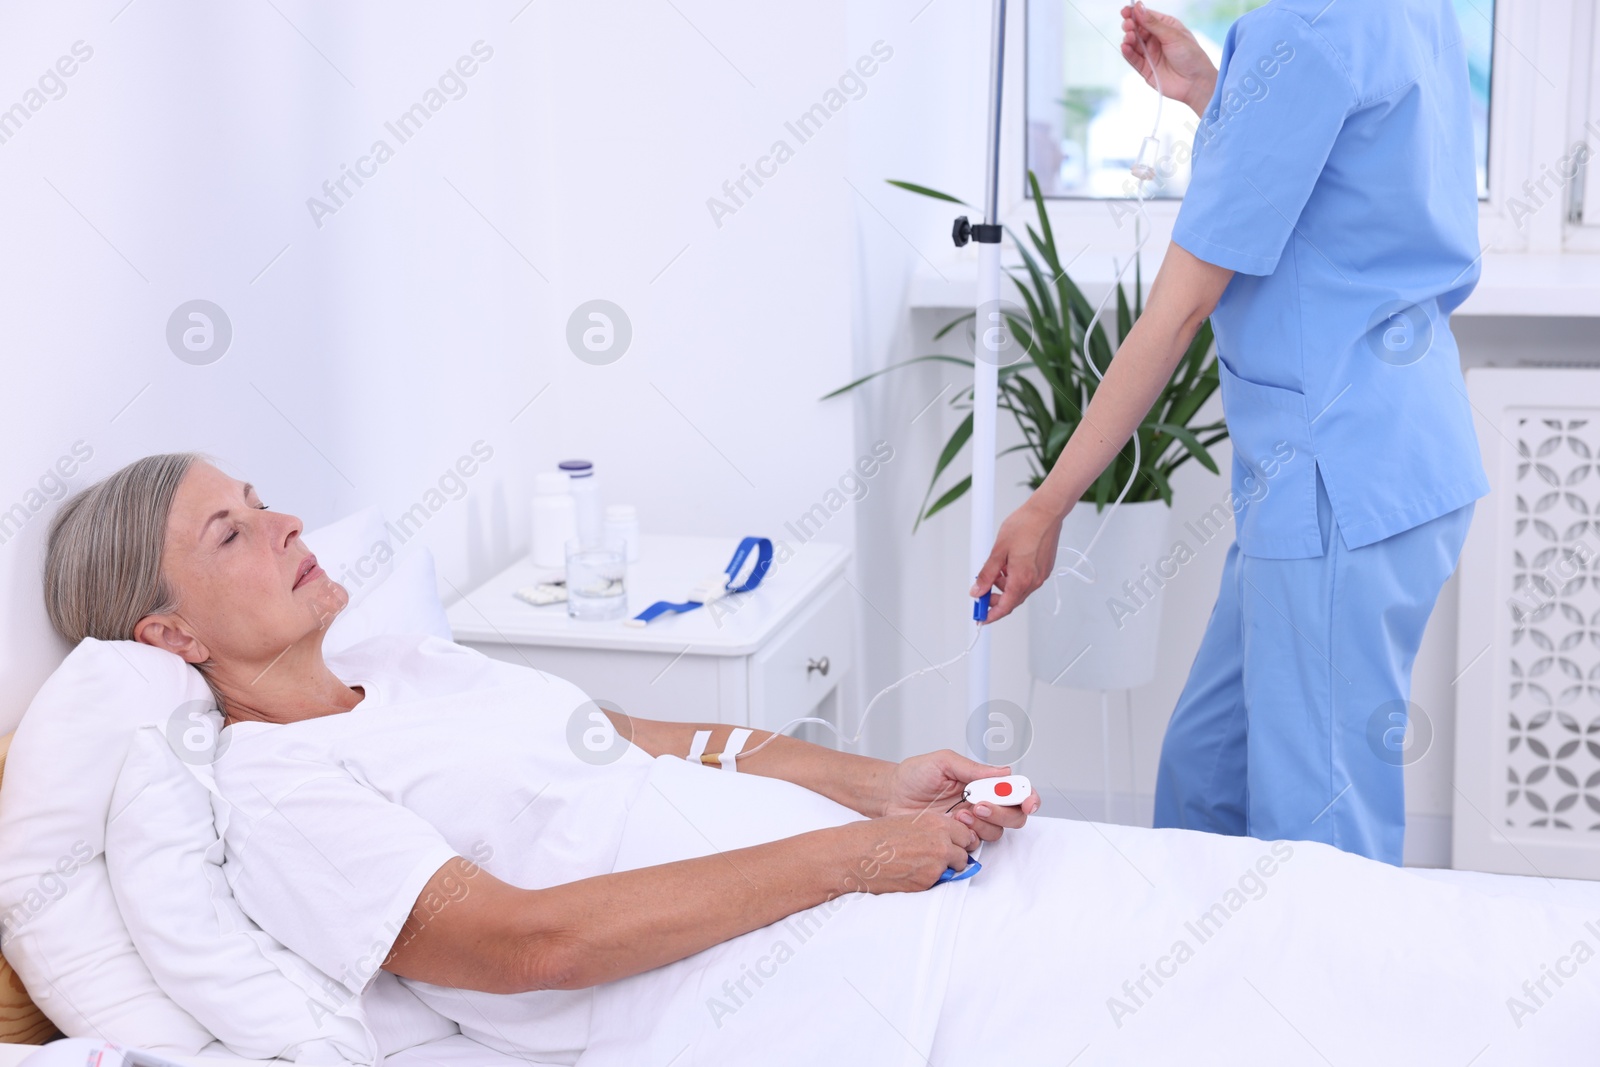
[
  {"xmin": 1184, "ymin": 71, "xmax": 1217, "ymax": 118},
  {"xmin": 614, "ymin": 715, "xmax": 895, "ymax": 817},
  {"xmin": 1030, "ymin": 317, "xmax": 1183, "ymax": 520},
  {"xmin": 1032, "ymin": 244, "xmax": 1232, "ymax": 520}
]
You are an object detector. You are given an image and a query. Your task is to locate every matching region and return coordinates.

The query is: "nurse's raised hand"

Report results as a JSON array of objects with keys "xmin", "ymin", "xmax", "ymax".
[
  {"xmin": 969, "ymin": 496, "xmax": 1066, "ymax": 624},
  {"xmin": 1119, "ymin": 2, "xmax": 1217, "ymax": 117}
]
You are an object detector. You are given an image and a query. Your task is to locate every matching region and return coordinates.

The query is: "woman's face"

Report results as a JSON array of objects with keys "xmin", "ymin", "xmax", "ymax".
[{"xmin": 146, "ymin": 461, "xmax": 347, "ymax": 664}]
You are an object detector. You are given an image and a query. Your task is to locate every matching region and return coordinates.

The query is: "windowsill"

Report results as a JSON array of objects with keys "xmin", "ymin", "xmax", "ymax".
[{"xmin": 909, "ymin": 250, "xmax": 1600, "ymax": 318}]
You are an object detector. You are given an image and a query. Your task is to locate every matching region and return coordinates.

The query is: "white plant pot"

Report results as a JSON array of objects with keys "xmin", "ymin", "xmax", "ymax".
[{"xmin": 1029, "ymin": 499, "xmax": 1174, "ymax": 691}]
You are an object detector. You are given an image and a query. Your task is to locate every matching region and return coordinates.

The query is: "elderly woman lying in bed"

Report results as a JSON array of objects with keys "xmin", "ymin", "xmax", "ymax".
[
  {"xmin": 43, "ymin": 454, "xmax": 1600, "ymax": 1065},
  {"xmin": 42, "ymin": 454, "xmax": 1038, "ymax": 1061}
]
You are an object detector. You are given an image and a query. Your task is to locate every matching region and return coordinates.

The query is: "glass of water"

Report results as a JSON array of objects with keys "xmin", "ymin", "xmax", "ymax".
[{"xmin": 565, "ymin": 538, "xmax": 627, "ymax": 621}]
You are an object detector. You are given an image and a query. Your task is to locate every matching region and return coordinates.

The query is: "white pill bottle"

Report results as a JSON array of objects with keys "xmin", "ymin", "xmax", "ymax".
[{"xmin": 560, "ymin": 459, "xmax": 604, "ymax": 548}]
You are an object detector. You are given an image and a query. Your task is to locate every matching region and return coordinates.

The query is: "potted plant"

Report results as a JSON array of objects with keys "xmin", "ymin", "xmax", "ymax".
[{"xmin": 826, "ymin": 171, "xmax": 1227, "ymax": 689}]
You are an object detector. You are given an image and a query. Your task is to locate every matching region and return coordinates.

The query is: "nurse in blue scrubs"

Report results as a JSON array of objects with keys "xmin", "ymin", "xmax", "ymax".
[{"xmin": 971, "ymin": 0, "xmax": 1487, "ymax": 864}]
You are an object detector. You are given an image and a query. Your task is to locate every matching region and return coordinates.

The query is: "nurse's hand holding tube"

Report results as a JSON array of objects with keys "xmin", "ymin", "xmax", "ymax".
[
  {"xmin": 1119, "ymin": 3, "xmax": 1218, "ymax": 117},
  {"xmin": 970, "ymin": 245, "xmax": 1236, "ymax": 623},
  {"xmin": 967, "ymin": 500, "xmax": 1067, "ymax": 626}
]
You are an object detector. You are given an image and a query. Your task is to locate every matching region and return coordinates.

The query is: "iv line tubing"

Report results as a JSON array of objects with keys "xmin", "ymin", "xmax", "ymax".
[
  {"xmin": 732, "ymin": 30, "xmax": 1172, "ymax": 765},
  {"xmin": 736, "ymin": 623, "xmax": 985, "ymax": 761},
  {"xmin": 1047, "ymin": 31, "xmax": 1165, "ymax": 610}
]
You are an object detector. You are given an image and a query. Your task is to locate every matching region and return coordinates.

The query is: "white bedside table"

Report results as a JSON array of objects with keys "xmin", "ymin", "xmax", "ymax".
[{"xmin": 444, "ymin": 536, "xmax": 854, "ymax": 737}]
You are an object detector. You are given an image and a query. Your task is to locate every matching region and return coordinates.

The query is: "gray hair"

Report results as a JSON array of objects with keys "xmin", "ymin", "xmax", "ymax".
[{"xmin": 43, "ymin": 452, "xmax": 207, "ymax": 644}]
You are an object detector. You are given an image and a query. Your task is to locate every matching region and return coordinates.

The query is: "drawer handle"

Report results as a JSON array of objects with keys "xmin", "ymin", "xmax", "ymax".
[{"xmin": 807, "ymin": 656, "xmax": 830, "ymax": 678}]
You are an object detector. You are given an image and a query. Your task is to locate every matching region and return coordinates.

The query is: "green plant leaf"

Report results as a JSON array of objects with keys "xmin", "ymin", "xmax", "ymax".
[
  {"xmin": 933, "ymin": 310, "xmax": 976, "ymax": 342},
  {"xmin": 1011, "ymin": 245, "xmax": 1061, "ymax": 347},
  {"xmin": 1007, "ymin": 374, "xmax": 1053, "ymax": 431},
  {"xmin": 885, "ymin": 180, "xmax": 968, "ymax": 205},
  {"xmin": 1006, "ymin": 243, "xmax": 1081, "ymax": 412},
  {"xmin": 1149, "ymin": 421, "xmax": 1220, "ymax": 474},
  {"xmin": 1044, "ymin": 420, "xmax": 1072, "ymax": 458},
  {"xmin": 914, "ymin": 410, "xmax": 973, "ymax": 527},
  {"xmin": 1161, "ymin": 357, "xmax": 1219, "ymax": 431},
  {"xmin": 1027, "ymin": 171, "xmax": 1059, "ymax": 267},
  {"xmin": 1134, "ymin": 247, "xmax": 1144, "ymax": 320},
  {"xmin": 1003, "ymin": 381, "xmax": 1052, "ymax": 457},
  {"xmin": 1092, "ymin": 463, "xmax": 1113, "ymax": 510},
  {"xmin": 1144, "ymin": 464, "xmax": 1174, "ymax": 505},
  {"xmin": 820, "ymin": 354, "xmax": 974, "ymax": 400},
  {"xmin": 921, "ymin": 475, "xmax": 971, "ymax": 525},
  {"xmin": 1161, "ymin": 378, "xmax": 1219, "ymax": 438},
  {"xmin": 1164, "ymin": 428, "xmax": 1231, "ymax": 476}
]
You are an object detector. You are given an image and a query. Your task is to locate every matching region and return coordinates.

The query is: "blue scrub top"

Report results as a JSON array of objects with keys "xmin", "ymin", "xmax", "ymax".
[{"xmin": 1172, "ymin": 0, "xmax": 1489, "ymax": 559}]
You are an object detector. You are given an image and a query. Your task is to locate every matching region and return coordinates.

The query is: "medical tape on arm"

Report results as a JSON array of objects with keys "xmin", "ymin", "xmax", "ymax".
[
  {"xmin": 686, "ymin": 729, "xmax": 713, "ymax": 763},
  {"xmin": 721, "ymin": 728, "xmax": 754, "ymax": 772}
]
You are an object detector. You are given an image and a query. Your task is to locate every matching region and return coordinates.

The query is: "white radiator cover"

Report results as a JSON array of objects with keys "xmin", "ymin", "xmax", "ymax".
[{"xmin": 1456, "ymin": 367, "xmax": 1600, "ymax": 879}]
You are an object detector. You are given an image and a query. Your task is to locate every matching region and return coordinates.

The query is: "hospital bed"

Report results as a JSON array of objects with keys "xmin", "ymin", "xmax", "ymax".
[
  {"xmin": 0, "ymin": 517, "xmax": 1594, "ymax": 1063},
  {"xmin": 4, "ymin": 723, "xmax": 1600, "ymax": 1065}
]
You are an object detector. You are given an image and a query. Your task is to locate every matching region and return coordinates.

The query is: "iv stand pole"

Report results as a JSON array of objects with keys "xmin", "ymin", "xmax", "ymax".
[{"xmin": 962, "ymin": 0, "xmax": 1008, "ymax": 728}]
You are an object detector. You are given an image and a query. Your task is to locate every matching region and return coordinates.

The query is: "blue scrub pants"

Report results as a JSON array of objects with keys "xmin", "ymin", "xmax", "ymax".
[{"xmin": 1152, "ymin": 472, "xmax": 1473, "ymax": 865}]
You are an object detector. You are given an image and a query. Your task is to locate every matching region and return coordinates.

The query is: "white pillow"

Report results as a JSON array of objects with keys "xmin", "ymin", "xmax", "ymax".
[
  {"xmin": 0, "ymin": 507, "xmax": 455, "ymax": 1060},
  {"xmin": 301, "ymin": 506, "xmax": 395, "ymax": 616},
  {"xmin": 106, "ymin": 726, "xmax": 378, "ymax": 1064},
  {"xmin": 0, "ymin": 639, "xmax": 217, "ymax": 1053},
  {"xmin": 306, "ymin": 505, "xmax": 449, "ymax": 656},
  {"xmin": 322, "ymin": 548, "xmax": 451, "ymax": 656}
]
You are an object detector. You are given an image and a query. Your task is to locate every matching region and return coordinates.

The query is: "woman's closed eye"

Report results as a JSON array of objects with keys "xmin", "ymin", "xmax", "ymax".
[{"xmin": 222, "ymin": 502, "xmax": 271, "ymax": 545}]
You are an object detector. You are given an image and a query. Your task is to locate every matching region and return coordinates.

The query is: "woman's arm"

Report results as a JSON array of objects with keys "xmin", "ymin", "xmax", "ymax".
[
  {"xmin": 383, "ymin": 815, "xmax": 978, "ymax": 994},
  {"xmin": 615, "ymin": 714, "xmax": 894, "ymax": 816},
  {"xmin": 970, "ymin": 243, "xmax": 1234, "ymax": 623},
  {"xmin": 608, "ymin": 713, "xmax": 1040, "ymax": 840}
]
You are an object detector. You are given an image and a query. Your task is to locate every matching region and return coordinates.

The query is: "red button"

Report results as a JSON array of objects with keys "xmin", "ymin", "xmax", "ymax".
[{"xmin": 994, "ymin": 781, "xmax": 1013, "ymax": 797}]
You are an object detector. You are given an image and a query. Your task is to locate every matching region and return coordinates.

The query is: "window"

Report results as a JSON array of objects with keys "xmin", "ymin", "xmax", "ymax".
[{"xmin": 1025, "ymin": 0, "xmax": 1496, "ymax": 200}]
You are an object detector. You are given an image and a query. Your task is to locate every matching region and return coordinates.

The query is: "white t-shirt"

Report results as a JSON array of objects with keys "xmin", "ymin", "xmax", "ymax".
[{"xmin": 213, "ymin": 634, "xmax": 657, "ymax": 1066}]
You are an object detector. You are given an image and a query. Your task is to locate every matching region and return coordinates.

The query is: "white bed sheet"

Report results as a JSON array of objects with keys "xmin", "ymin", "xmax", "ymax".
[
  {"xmin": 1401, "ymin": 863, "xmax": 1600, "ymax": 909},
  {"xmin": 578, "ymin": 757, "xmax": 1600, "ymax": 1066},
  {"xmin": 17, "ymin": 761, "xmax": 1593, "ymax": 1067}
]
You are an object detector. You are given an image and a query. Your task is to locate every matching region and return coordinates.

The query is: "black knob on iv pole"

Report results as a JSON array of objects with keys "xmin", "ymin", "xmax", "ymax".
[{"xmin": 952, "ymin": 215, "xmax": 1002, "ymax": 247}]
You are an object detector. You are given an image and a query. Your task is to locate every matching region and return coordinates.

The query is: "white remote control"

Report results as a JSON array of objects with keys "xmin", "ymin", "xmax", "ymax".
[{"xmin": 964, "ymin": 774, "xmax": 1032, "ymax": 807}]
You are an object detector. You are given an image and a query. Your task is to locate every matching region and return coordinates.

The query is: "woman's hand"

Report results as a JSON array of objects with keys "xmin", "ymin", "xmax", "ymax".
[
  {"xmin": 968, "ymin": 495, "xmax": 1067, "ymax": 624},
  {"xmin": 881, "ymin": 750, "xmax": 1042, "ymax": 842},
  {"xmin": 835, "ymin": 814, "xmax": 980, "ymax": 894},
  {"xmin": 1120, "ymin": 2, "xmax": 1218, "ymax": 117}
]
